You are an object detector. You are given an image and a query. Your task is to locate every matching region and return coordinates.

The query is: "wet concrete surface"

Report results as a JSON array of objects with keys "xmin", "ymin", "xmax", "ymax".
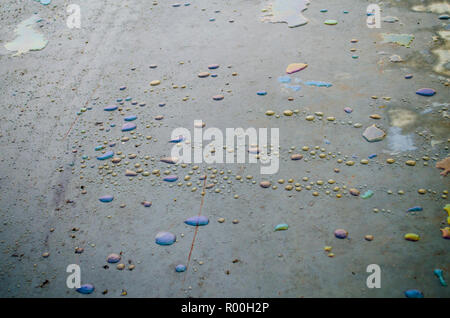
[{"xmin": 0, "ymin": 0, "xmax": 449, "ymax": 297}]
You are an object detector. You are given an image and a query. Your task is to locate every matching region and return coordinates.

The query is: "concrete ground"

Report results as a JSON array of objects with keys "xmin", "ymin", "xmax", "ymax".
[{"xmin": 0, "ymin": 0, "xmax": 449, "ymax": 297}]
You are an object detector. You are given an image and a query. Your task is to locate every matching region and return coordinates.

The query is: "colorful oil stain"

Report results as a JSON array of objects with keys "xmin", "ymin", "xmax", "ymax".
[
  {"xmin": 5, "ymin": 15, "xmax": 48, "ymax": 56},
  {"xmin": 304, "ymin": 80, "xmax": 332, "ymax": 87},
  {"xmin": 278, "ymin": 75, "xmax": 291, "ymax": 83},
  {"xmin": 285, "ymin": 85, "xmax": 301, "ymax": 91},
  {"xmin": 434, "ymin": 269, "xmax": 447, "ymax": 286},
  {"xmin": 262, "ymin": 0, "xmax": 311, "ymax": 28},
  {"xmin": 278, "ymin": 75, "xmax": 332, "ymax": 91},
  {"xmin": 361, "ymin": 190, "xmax": 374, "ymax": 199},
  {"xmin": 381, "ymin": 34, "xmax": 414, "ymax": 48}
]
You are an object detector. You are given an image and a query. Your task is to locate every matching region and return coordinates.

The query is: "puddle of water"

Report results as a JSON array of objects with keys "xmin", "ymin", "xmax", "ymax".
[
  {"xmin": 284, "ymin": 84, "xmax": 301, "ymax": 91},
  {"xmin": 381, "ymin": 33, "xmax": 415, "ymax": 48},
  {"xmin": 412, "ymin": 2, "xmax": 450, "ymax": 14},
  {"xmin": 262, "ymin": 0, "xmax": 311, "ymax": 28},
  {"xmin": 432, "ymin": 31, "xmax": 450, "ymax": 76},
  {"xmin": 389, "ymin": 106, "xmax": 449, "ymax": 148},
  {"xmin": 5, "ymin": 15, "xmax": 48, "ymax": 56}
]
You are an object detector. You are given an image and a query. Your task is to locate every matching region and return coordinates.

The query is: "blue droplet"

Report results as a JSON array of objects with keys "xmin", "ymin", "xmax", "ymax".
[
  {"xmin": 407, "ymin": 206, "xmax": 423, "ymax": 212},
  {"xmin": 97, "ymin": 151, "xmax": 114, "ymax": 160},
  {"xmin": 122, "ymin": 123, "xmax": 136, "ymax": 132},
  {"xmin": 163, "ymin": 175, "xmax": 178, "ymax": 182},
  {"xmin": 99, "ymin": 195, "xmax": 113, "ymax": 203},
  {"xmin": 124, "ymin": 115, "xmax": 137, "ymax": 121},
  {"xmin": 169, "ymin": 136, "xmax": 185, "ymax": 143},
  {"xmin": 404, "ymin": 289, "xmax": 423, "ymax": 298},
  {"xmin": 176, "ymin": 264, "xmax": 186, "ymax": 272},
  {"xmin": 155, "ymin": 232, "xmax": 176, "ymax": 245},
  {"xmin": 76, "ymin": 284, "xmax": 94, "ymax": 294},
  {"xmin": 416, "ymin": 88, "xmax": 436, "ymax": 96},
  {"xmin": 278, "ymin": 75, "xmax": 291, "ymax": 83}
]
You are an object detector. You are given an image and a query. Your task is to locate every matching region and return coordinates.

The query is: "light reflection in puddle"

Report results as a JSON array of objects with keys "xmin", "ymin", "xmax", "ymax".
[
  {"xmin": 388, "ymin": 106, "xmax": 449, "ymax": 149},
  {"xmin": 432, "ymin": 31, "xmax": 450, "ymax": 76},
  {"xmin": 381, "ymin": 33, "xmax": 415, "ymax": 47},
  {"xmin": 388, "ymin": 108, "xmax": 418, "ymax": 129},
  {"xmin": 412, "ymin": 2, "xmax": 450, "ymax": 14},
  {"xmin": 386, "ymin": 126, "xmax": 417, "ymax": 153}
]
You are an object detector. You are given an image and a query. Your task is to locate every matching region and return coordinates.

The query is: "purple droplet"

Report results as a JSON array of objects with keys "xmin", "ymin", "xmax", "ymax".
[
  {"xmin": 107, "ymin": 253, "xmax": 121, "ymax": 263},
  {"xmin": 122, "ymin": 122, "xmax": 136, "ymax": 131},
  {"xmin": 163, "ymin": 175, "xmax": 178, "ymax": 182},
  {"xmin": 97, "ymin": 151, "xmax": 114, "ymax": 160},
  {"xmin": 184, "ymin": 215, "xmax": 209, "ymax": 226},
  {"xmin": 334, "ymin": 229, "xmax": 348, "ymax": 239},
  {"xmin": 124, "ymin": 115, "xmax": 137, "ymax": 121},
  {"xmin": 416, "ymin": 88, "xmax": 436, "ymax": 96},
  {"xmin": 104, "ymin": 105, "xmax": 118, "ymax": 111},
  {"xmin": 212, "ymin": 95, "xmax": 224, "ymax": 101},
  {"xmin": 169, "ymin": 136, "xmax": 185, "ymax": 143},
  {"xmin": 99, "ymin": 195, "xmax": 113, "ymax": 203}
]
